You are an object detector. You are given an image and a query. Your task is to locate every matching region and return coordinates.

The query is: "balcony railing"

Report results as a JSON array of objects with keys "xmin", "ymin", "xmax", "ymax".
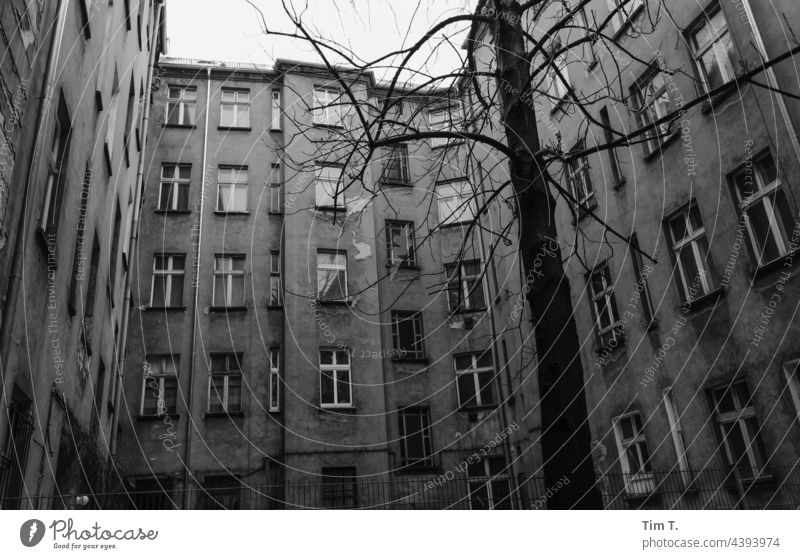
[{"xmin": 3, "ymin": 467, "xmax": 800, "ymax": 510}]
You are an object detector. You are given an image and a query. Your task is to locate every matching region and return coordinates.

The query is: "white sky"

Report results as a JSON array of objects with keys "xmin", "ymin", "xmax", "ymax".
[{"xmin": 165, "ymin": 0, "xmax": 475, "ymax": 82}]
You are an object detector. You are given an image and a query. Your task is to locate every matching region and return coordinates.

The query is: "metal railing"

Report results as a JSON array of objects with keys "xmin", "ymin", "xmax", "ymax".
[{"xmin": 3, "ymin": 467, "xmax": 800, "ymax": 510}]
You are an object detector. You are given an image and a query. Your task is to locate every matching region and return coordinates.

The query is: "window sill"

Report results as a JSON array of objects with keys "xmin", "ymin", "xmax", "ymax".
[
  {"xmin": 319, "ymin": 405, "xmax": 356, "ymax": 413},
  {"xmin": 269, "ymin": 127, "xmax": 282, "ymax": 133},
  {"xmin": 381, "ymin": 180, "xmax": 412, "ymax": 187},
  {"xmin": 681, "ymin": 286, "xmax": 725, "ymax": 313},
  {"xmin": 146, "ymin": 306, "xmax": 187, "ymax": 311},
  {"xmin": 209, "ymin": 306, "xmax": 247, "ymax": 312},
  {"xmin": 644, "ymin": 317, "xmax": 659, "ymax": 333},
  {"xmin": 314, "ymin": 205, "xmax": 347, "ymax": 212},
  {"xmin": 642, "ymin": 131, "xmax": 680, "ymax": 163},
  {"xmin": 267, "ymin": 210, "xmax": 284, "ymax": 216},
  {"xmin": 217, "ymin": 126, "xmax": 251, "ymax": 131},
  {"xmin": 203, "ymin": 410, "xmax": 244, "ymax": 419},
  {"xmin": 452, "ymin": 307, "xmax": 487, "ymax": 315},
  {"xmin": 267, "ymin": 408, "xmax": 281, "ymax": 414},
  {"xmin": 458, "ymin": 404, "xmax": 497, "ymax": 413},
  {"xmin": 164, "ymin": 123, "xmax": 197, "ymax": 129},
  {"xmin": 700, "ymin": 83, "xmax": 740, "ymax": 114},
  {"xmin": 753, "ymin": 249, "xmax": 800, "ymax": 282},
  {"xmin": 385, "ymin": 262, "xmax": 420, "ymax": 271},
  {"xmin": 213, "ymin": 210, "xmax": 250, "ymax": 216},
  {"xmin": 391, "ymin": 356, "xmax": 429, "ymax": 364},
  {"xmin": 138, "ymin": 413, "xmax": 180, "ymax": 422},
  {"xmin": 575, "ymin": 196, "xmax": 598, "ymax": 223},
  {"xmin": 549, "ymin": 96, "xmax": 569, "ymax": 116},
  {"xmin": 397, "ymin": 463, "xmax": 440, "ymax": 476},
  {"xmin": 267, "ymin": 304, "xmax": 284, "ymax": 310},
  {"xmin": 595, "ymin": 333, "xmax": 625, "ymax": 357},
  {"xmin": 430, "ymin": 140, "xmax": 464, "ymax": 150},
  {"xmin": 154, "ymin": 209, "xmax": 192, "ymax": 215},
  {"xmin": 612, "ymin": 177, "xmax": 627, "ymax": 191},
  {"xmin": 610, "ymin": 5, "xmax": 644, "ymax": 41},
  {"xmin": 313, "ymin": 123, "xmax": 344, "ymax": 131},
  {"xmin": 315, "ymin": 298, "xmax": 351, "ymax": 307},
  {"xmin": 437, "ymin": 219, "xmax": 475, "ymax": 231}
]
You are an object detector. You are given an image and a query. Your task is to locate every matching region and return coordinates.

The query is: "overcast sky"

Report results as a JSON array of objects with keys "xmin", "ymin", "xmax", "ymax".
[{"xmin": 165, "ymin": 0, "xmax": 474, "ymax": 82}]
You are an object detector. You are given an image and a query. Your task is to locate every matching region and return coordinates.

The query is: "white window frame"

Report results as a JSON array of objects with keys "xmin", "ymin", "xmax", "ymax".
[
  {"xmin": 219, "ymin": 88, "xmax": 250, "ymax": 128},
  {"xmin": 436, "ymin": 180, "xmax": 477, "ymax": 226},
  {"xmin": 208, "ymin": 353, "xmax": 243, "ymax": 414},
  {"xmin": 212, "ymin": 255, "xmax": 245, "ymax": 308},
  {"xmin": 316, "ymin": 251, "xmax": 348, "ymax": 302},
  {"xmin": 150, "ymin": 254, "xmax": 185, "ymax": 307},
  {"xmin": 313, "ymin": 87, "xmax": 343, "ymax": 127},
  {"xmin": 612, "ymin": 412, "xmax": 655, "ymax": 496},
  {"xmin": 633, "ymin": 71, "xmax": 672, "ymax": 155},
  {"xmin": 467, "ymin": 456, "xmax": 512, "ymax": 510},
  {"xmin": 167, "ymin": 85, "xmax": 197, "ymax": 126},
  {"xmin": 270, "ymin": 89, "xmax": 282, "ymax": 131},
  {"xmin": 710, "ymin": 382, "xmax": 765, "ymax": 479},
  {"xmin": 663, "ymin": 390, "xmax": 692, "ymax": 488},
  {"xmin": 546, "ymin": 51, "xmax": 570, "ymax": 102},
  {"xmin": 216, "ymin": 166, "xmax": 248, "ymax": 212},
  {"xmin": 445, "ymin": 260, "xmax": 487, "ymax": 312},
  {"xmin": 390, "ymin": 310, "xmax": 425, "ymax": 360},
  {"xmin": 386, "ymin": 220, "xmax": 416, "ymax": 267},
  {"xmin": 398, "ymin": 407, "xmax": 434, "ymax": 468},
  {"xmin": 315, "ymin": 165, "xmax": 346, "ymax": 209},
  {"xmin": 688, "ymin": 4, "xmax": 735, "ymax": 93},
  {"xmin": 566, "ymin": 148, "xmax": 593, "ymax": 207},
  {"xmin": 269, "ymin": 250, "xmax": 282, "ymax": 306},
  {"xmin": 428, "ymin": 106, "xmax": 460, "ymax": 148},
  {"xmin": 319, "ymin": 349, "xmax": 352, "ymax": 408},
  {"xmin": 607, "ymin": 0, "xmax": 643, "ymax": 34},
  {"xmin": 141, "ymin": 355, "xmax": 179, "ymax": 416},
  {"xmin": 668, "ymin": 204, "xmax": 713, "ymax": 301},
  {"xmin": 454, "ymin": 352, "xmax": 495, "ymax": 409},
  {"xmin": 382, "ymin": 143, "xmax": 410, "ymax": 184},
  {"xmin": 588, "ymin": 263, "xmax": 622, "ymax": 347},
  {"xmin": 158, "ymin": 163, "xmax": 191, "ymax": 211},
  {"xmin": 269, "ymin": 347, "xmax": 280, "ymax": 412}
]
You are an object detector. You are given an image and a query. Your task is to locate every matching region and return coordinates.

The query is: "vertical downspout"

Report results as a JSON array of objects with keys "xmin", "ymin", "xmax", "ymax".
[
  {"xmin": 182, "ymin": 65, "xmax": 212, "ymax": 508},
  {"xmin": 740, "ymin": 0, "xmax": 800, "ymax": 164},
  {"xmin": 111, "ymin": 0, "xmax": 165, "ymax": 456}
]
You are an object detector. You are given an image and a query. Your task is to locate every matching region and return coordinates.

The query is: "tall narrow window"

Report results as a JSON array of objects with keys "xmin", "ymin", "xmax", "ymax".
[
  {"xmin": 588, "ymin": 262, "xmax": 622, "ymax": 347},
  {"xmin": 688, "ymin": 4, "xmax": 735, "ymax": 92},
  {"xmin": 321, "ymin": 467, "xmax": 357, "ymax": 509},
  {"xmin": 166, "ymin": 85, "xmax": 197, "ymax": 126},
  {"xmin": 316, "ymin": 251, "xmax": 348, "ymax": 302},
  {"xmin": 90, "ymin": 360, "xmax": 106, "ymax": 434},
  {"xmin": 709, "ymin": 381, "xmax": 765, "ymax": 480},
  {"xmin": 270, "ymin": 89, "xmax": 282, "ymax": 131},
  {"xmin": 123, "ymin": 77, "xmax": 136, "ymax": 165},
  {"xmin": 142, "ymin": 355, "xmax": 179, "ymax": 416},
  {"xmin": 467, "ymin": 456, "xmax": 512, "ymax": 510},
  {"xmin": 150, "ymin": 254, "xmax": 185, "ymax": 307},
  {"xmin": 632, "ymin": 71, "xmax": 672, "ymax": 155},
  {"xmin": 269, "ymin": 250, "xmax": 282, "ymax": 306},
  {"xmin": 455, "ymin": 351, "xmax": 496, "ymax": 409},
  {"xmin": 220, "ymin": 88, "xmax": 250, "ymax": 128},
  {"xmin": 319, "ymin": 349, "xmax": 352, "ymax": 408},
  {"xmin": 428, "ymin": 106, "xmax": 459, "ymax": 148},
  {"xmin": 217, "ymin": 166, "xmax": 248, "ymax": 212},
  {"xmin": 783, "ymin": 359, "xmax": 800, "ymax": 424},
  {"xmin": 158, "ymin": 164, "xmax": 191, "ymax": 211},
  {"xmin": 629, "ymin": 233, "xmax": 655, "ymax": 325},
  {"xmin": 212, "ymin": 255, "xmax": 245, "ymax": 308},
  {"xmin": 382, "ymin": 144, "xmax": 409, "ymax": 184},
  {"xmin": 546, "ymin": 51, "xmax": 570, "ymax": 102},
  {"xmin": 436, "ymin": 181, "xmax": 477, "ymax": 225},
  {"xmin": 667, "ymin": 203, "xmax": 714, "ymax": 302},
  {"xmin": 85, "ymin": 233, "xmax": 101, "ymax": 321},
  {"xmin": 398, "ymin": 408, "xmax": 434, "ymax": 470},
  {"xmin": 612, "ymin": 412, "xmax": 654, "ymax": 496},
  {"xmin": 445, "ymin": 260, "xmax": 486, "ymax": 313},
  {"xmin": 104, "ymin": 67, "xmax": 120, "ymax": 167},
  {"xmin": 566, "ymin": 144, "xmax": 593, "ymax": 208},
  {"xmin": 391, "ymin": 311, "xmax": 425, "ymax": 360},
  {"xmin": 386, "ymin": 220, "xmax": 416, "ymax": 267},
  {"xmin": 312, "ymin": 87, "xmax": 343, "ymax": 127},
  {"xmin": 109, "ymin": 202, "xmax": 122, "ymax": 295},
  {"xmin": 598, "ymin": 107, "xmax": 622, "ymax": 185},
  {"xmin": 269, "ymin": 161, "xmax": 282, "ymax": 214},
  {"xmin": 315, "ymin": 165, "xmax": 346, "ymax": 209},
  {"xmin": 731, "ymin": 151, "xmax": 794, "ymax": 267},
  {"xmin": 40, "ymin": 95, "xmax": 72, "ymax": 237},
  {"xmin": 663, "ymin": 390, "xmax": 692, "ymax": 487},
  {"xmin": 269, "ymin": 348, "xmax": 280, "ymax": 412},
  {"xmin": 208, "ymin": 353, "xmax": 243, "ymax": 414},
  {"xmin": 68, "ymin": 163, "xmax": 92, "ymax": 316}
]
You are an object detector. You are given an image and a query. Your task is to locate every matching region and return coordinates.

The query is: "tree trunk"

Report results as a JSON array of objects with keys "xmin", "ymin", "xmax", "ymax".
[{"xmin": 493, "ymin": 0, "xmax": 602, "ymax": 509}]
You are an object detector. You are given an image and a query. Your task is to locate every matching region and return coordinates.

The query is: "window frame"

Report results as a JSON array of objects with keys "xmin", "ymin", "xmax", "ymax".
[
  {"xmin": 207, "ymin": 353, "xmax": 244, "ymax": 414},
  {"xmin": 454, "ymin": 351, "xmax": 496, "ymax": 409},
  {"xmin": 312, "ymin": 87, "xmax": 343, "ymax": 127},
  {"xmin": 381, "ymin": 143, "xmax": 410, "ymax": 184},
  {"xmin": 444, "ymin": 260, "xmax": 487, "ymax": 313},
  {"xmin": 319, "ymin": 349, "xmax": 353, "ymax": 408},
  {"xmin": 390, "ymin": 310, "xmax": 426, "ymax": 360},
  {"xmin": 40, "ymin": 97, "xmax": 72, "ymax": 238},
  {"xmin": 314, "ymin": 164, "xmax": 346, "ymax": 210},
  {"xmin": 141, "ymin": 355, "xmax": 179, "ymax": 417},
  {"xmin": 566, "ymin": 143, "xmax": 594, "ymax": 208},
  {"xmin": 588, "ymin": 262, "xmax": 622, "ymax": 348},
  {"xmin": 632, "ymin": 70, "xmax": 673, "ymax": 156},
  {"xmin": 611, "ymin": 411, "xmax": 655, "ymax": 496},
  {"xmin": 216, "ymin": 165, "xmax": 248, "ymax": 213},
  {"xmin": 398, "ymin": 407, "xmax": 435, "ymax": 470},
  {"xmin": 321, "ymin": 467, "xmax": 357, "ymax": 509},
  {"xmin": 158, "ymin": 163, "xmax": 191, "ymax": 211},
  {"xmin": 467, "ymin": 455, "xmax": 512, "ymax": 510},
  {"xmin": 166, "ymin": 85, "xmax": 197, "ymax": 126},
  {"xmin": 316, "ymin": 250, "xmax": 348, "ymax": 302},
  {"xmin": 708, "ymin": 380, "xmax": 766, "ymax": 480},
  {"xmin": 219, "ymin": 88, "xmax": 250, "ymax": 128},
  {"xmin": 386, "ymin": 220, "xmax": 417, "ymax": 267},
  {"xmin": 663, "ymin": 389, "xmax": 692, "ymax": 487},
  {"xmin": 687, "ymin": 4, "xmax": 736, "ymax": 94},
  {"xmin": 212, "ymin": 254, "xmax": 246, "ymax": 308},
  {"xmin": 150, "ymin": 254, "xmax": 185, "ymax": 308},
  {"xmin": 268, "ymin": 347, "xmax": 280, "ymax": 412},
  {"xmin": 607, "ymin": 0, "xmax": 643, "ymax": 35},
  {"xmin": 270, "ymin": 89, "xmax": 282, "ymax": 131},
  {"xmin": 667, "ymin": 203, "xmax": 714, "ymax": 302},
  {"xmin": 269, "ymin": 250, "xmax": 282, "ymax": 307},
  {"xmin": 436, "ymin": 180, "xmax": 477, "ymax": 226}
]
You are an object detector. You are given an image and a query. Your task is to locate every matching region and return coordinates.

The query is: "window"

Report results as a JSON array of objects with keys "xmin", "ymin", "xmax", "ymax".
[
  {"xmin": 217, "ymin": 166, "xmax": 248, "ymax": 212},
  {"xmin": 269, "ymin": 250, "xmax": 282, "ymax": 306},
  {"xmin": 212, "ymin": 255, "xmax": 245, "ymax": 308},
  {"xmin": 270, "ymin": 89, "xmax": 282, "ymax": 131},
  {"xmin": 612, "ymin": 412, "xmax": 654, "ymax": 495},
  {"xmin": 386, "ymin": 220, "xmax": 416, "ymax": 267},
  {"xmin": 315, "ymin": 165, "xmax": 346, "ymax": 209},
  {"xmin": 632, "ymin": 72, "xmax": 672, "ymax": 155},
  {"xmin": 150, "ymin": 254, "xmax": 185, "ymax": 307},
  {"xmin": 630, "ymin": 233, "xmax": 655, "ymax": 325},
  {"xmin": 68, "ymin": 163, "xmax": 92, "ymax": 316},
  {"xmin": 269, "ymin": 161, "xmax": 282, "ymax": 214},
  {"xmin": 467, "ymin": 456, "xmax": 512, "ymax": 510},
  {"xmin": 141, "ymin": 355, "xmax": 179, "ymax": 416},
  {"xmin": 667, "ymin": 204, "xmax": 714, "ymax": 301},
  {"xmin": 398, "ymin": 408, "xmax": 434, "ymax": 470},
  {"xmin": 78, "ymin": 0, "xmax": 92, "ymax": 39},
  {"xmin": 220, "ymin": 88, "xmax": 250, "ymax": 128},
  {"xmin": 208, "ymin": 353, "xmax": 243, "ymax": 414},
  {"xmin": 158, "ymin": 164, "xmax": 191, "ymax": 211},
  {"xmin": 391, "ymin": 311, "xmax": 425, "ymax": 360},
  {"xmin": 428, "ymin": 106, "xmax": 459, "ymax": 148},
  {"xmin": 782, "ymin": 359, "xmax": 800, "ymax": 424},
  {"xmin": 663, "ymin": 390, "xmax": 692, "ymax": 487},
  {"xmin": 166, "ymin": 85, "xmax": 197, "ymax": 126},
  {"xmin": 85, "ymin": 233, "xmax": 101, "ymax": 320},
  {"xmin": 445, "ymin": 260, "xmax": 486, "ymax": 313},
  {"xmin": 608, "ymin": 0, "xmax": 643, "ymax": 34},
  {"xmin": 731, "ymin": 151, "xmax": 794, "ymax": 267},
  {"xmin": 588, "ymin": 262, "xmax": 622, "ymax": 347},
  {"xmin": 566, "ymin": 145, "xmax": 593, "ymax": 208},
  {"xmin": 688, "ymin": 5, "xmax": 735, "ymax": 92},
  {"xmin": 0, "ymin": 387, "xmax": 33, "ymax": 508},
  {"xmin": 40, "ymin": 96, "xmax": 71, "ymax": 237},
  {"xmin": 321, "ymin": 467, "xmax": 357, "ymax": 509},
  {"xmin": 313, "ymin": 87, "xmax": 343, "ymax": 127},
  {"xmin": 455, "ymin": 351, "xmax": 496, "ymax": 409},
  {"xmin": 105, "ymin": 68, "xmax": 120, "ymax": 167},
  {"xmin": 546, "ymin": 51, "xmax": 570, "ymax": 102},
  {"xmin": 316, "ymin": 251, "xmax": 348, "ymax": 302},
  {"xmin": 709, "ymin": 381, "xmax": 765, "ymax": 479},
  {"xmin": 269, "ymin": 348, "xmax": 280, "ymax": 412},
  {"xmin": 319, "ymin": 349, "xmax": 352, "ymax": 408},
  {"xmin": 598, "ymin": 107, "xmax": 622, "ymax": 184},
  {"xmin": 123, "ymin": 77, "xmax": 136, "ymax": 163},
  {"xmin": 382, "ymin": 144, "xmax": 409, "ymax": 184},
  {"xmin": 201, "ymin": 475, "xmax": 242, "ymax": 510},
  {"xmin": 436, "ymin": 181, "xmax": 477, "ymax": 225},
  {"xmin": 109, "ymin": 202, "xmax": 122, "ymax": 294}
]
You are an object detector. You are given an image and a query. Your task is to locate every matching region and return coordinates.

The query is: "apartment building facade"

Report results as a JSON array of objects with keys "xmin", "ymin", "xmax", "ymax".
[
  {"xmin": 523, "ymin": 0, "xmax": 800, "ymax": 508},
  {"xmin": 0, "ymin": 0, "xmax": 167, "ymax": 508},
  {"xmin": 116, "ymin": 57, "xmax": 542, "ymax": 509}
]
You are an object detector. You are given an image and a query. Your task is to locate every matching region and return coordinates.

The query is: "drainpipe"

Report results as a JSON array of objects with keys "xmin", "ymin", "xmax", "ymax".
[
  {"xmin": 183, "ymin": 64, "xmax": 212, "ymax": 509},
  {"xmin": 0, "ymin": 0, "xmax": 69, "ymax": 441},
  {"xmin": 110, "ymin": 0, "xmax": 165, "ymax": 457},
  {"xmin": 740, "ymin": 0, "xmax": 800, "ymax": 164}
]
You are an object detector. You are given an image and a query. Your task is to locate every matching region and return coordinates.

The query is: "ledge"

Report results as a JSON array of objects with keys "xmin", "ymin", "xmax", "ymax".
[
  {"xmin": 313, "ymin": 123, "xmax": 344, "ymax": 131},
  {"xmin": 146, "ymin": 306, "xmax": 187, "ymax": 311},
  {"xmin": 381, "ymin": 180, "xmax": 412, "ymax": 187},
  {"xmin": 217, "ymin": 126, "xmax": 251, "ymax": 131},
  {"xmin": 752, "ymin": 249, "xmax": 800, "ymax": 283},
  {"xmin": 575, "ymin": 196, "xmax": 598, "ymax": 223},
  {"xmin": 164, "ymin": 123, "xmax": 197, "ymax": 129},
  {"xmin": 314, "ymin": 205, "xmax": 347, "ymax": 213},
  {"xmin": 154, "ymin": 209, "xmax": 192, "ymax": 215},
  {"xmin": 391, "ymin": 356, "xmax": 429, "ymax": 364},
  {"xmin": 700, "ymin": 83, "xmax": 741, "ymax": 114},
  {"xmin": 436, "ymin": 219, "xmax": 475, "ymax": 231},
  {"xmin": 612, "ymin": 177, "xmax": 627, "ymax": 191},
  {"xmin": 209, "ymin": 306, "xmax": 248, "ymax": 313},
  {"xmin": 318, "ymin": 405, "xmax": 357, "ymax": 414},
  {"xmin": 610, "ymin": 4, "xmax": 645, "ymax": 41},
  {"xmin": 203, "ymin": 410, "xmax": 244, "ymax": 419},
  {"xmin": 681, "ymin": 286, "xmax": 726, "ymax": 313},
  {"xmin": 385, "ymin": 262, "xmax": 420, "ymax": 271},
  {"xmin": 266, "ymin": 304, "xmax": 284, "ymax": 310},
  {"xmin": 315, "ymin": 299, "xmax": 351, "ymax": 307},
  {"xmin": 643, "ymin": 130, "xmax": 680, "ymax": 163},
  {"xmin": 213, "ymin": 210, "xmax": 250, "ymax": 216},
  {"xmin": 138, "ymin": 413, "xmax": 180, "ymax": 422}
]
